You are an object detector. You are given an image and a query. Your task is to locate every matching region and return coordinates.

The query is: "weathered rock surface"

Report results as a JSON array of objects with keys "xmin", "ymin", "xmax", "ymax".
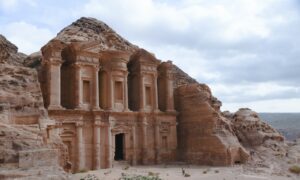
[
  {"xmin": 0, "ymin": 36, "xmax": 69, "ymax": 179},
  {"xmin": 0, "ymin": 65, "xmax": 44, "ymax": 119},
  {"xmin": 175, "ymin": 83, "xmax": 249, "ymax": 165},
  {"xmin": 225, "ymin": 108, "xmax": 286, "ymax": 150},
  {"xmin": 224, "ymin": 108, "xmax": 299, "ymax": 176},
  {"xmin": 0, "ymin": 34, "xmax": 26, "ymax": 66},
  {"xmin": 55, "ymin": 17, "xmax": 138, "ymax": 53}
]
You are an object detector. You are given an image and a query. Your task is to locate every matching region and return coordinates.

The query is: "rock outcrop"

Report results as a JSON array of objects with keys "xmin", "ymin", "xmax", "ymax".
[
  {"xmin": 0, "ymin": 36, "xmax": 69, "ymax": 179},
  {"xmin": 55, "ymin": 17, "xmax": 138, "ymax": 53},
  {"xmin": 175, "ymin": 84, "xmax": 249, "ymax": 165},
  {"xmin": 225, "ymin": 108, "xmax": 285, "ymax": 148},
  {"xmin": 0, "ymin": 35, "xmax": 26, "ymax": 66},
  {"xmin": 224, "ymin": 108, "xmax": 294, "ymax": 176}
]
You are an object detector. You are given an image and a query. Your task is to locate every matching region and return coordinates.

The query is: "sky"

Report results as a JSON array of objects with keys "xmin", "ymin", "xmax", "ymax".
[{"xmin": 0, "ymin": 0, "xmax": 300, "ymax": 112}]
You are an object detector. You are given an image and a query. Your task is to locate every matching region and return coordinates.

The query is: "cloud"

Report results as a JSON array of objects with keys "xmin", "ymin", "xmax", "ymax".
[
  {"xmin": 0, "ymin": 0, "xmax": 37, "ymax": 12},
  {"xmin": 1, "ymin": 21, "xmax": 54, "ymax": 54},
  {"xmin": 224, "ymin": 98, "xmax": 300, "ymax": 113}
]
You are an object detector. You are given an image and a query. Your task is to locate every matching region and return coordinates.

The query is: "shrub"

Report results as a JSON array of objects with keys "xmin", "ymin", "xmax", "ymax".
[{"xmin": 289, "ymin": 165, "xmax": 300, "ymax": 175}]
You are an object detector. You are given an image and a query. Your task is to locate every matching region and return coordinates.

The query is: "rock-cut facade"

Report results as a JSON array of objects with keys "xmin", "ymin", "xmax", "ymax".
[{"xmin": 36, "ymin": 17, "xmax": 249, "ymax": 172}]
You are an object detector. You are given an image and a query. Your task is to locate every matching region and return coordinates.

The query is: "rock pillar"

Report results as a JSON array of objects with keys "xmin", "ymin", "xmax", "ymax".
[
  {"xmin": 139, "ymin": 74, "xmax": 145, "ymax": 111},
  {"xmin": 155, "ymin": 119, "xmax": 161, "ymax": 164},
  {"xmin": 74, "ymin": 63, "xmax": 83, "ymax": 109},
  {"xmin": 153, "ymin": 74, "xmax": 159, "ymax": 111},
  {"xmin": 93, "ymin": 120, "xmax": 101, "ymax": 170},
  {"xmin": 76, "ymin": 122, "xmax": 85, "ymax": 171},
  {"xmin": 92, "ymin": 66, "xmax": 100, "ymax": 110},
  {"xmin": 107, "ymin": 122, "xmax": 113, "ymax": 168},
  {"xmin": 124, "ymin": 72, "xmax": 129, "ymax": 111},
  {"xmin": 166, "ymin": 72, "xmax": 175, "ymax": 112},
  {"xmin": 131, "ymin": 124, "xmax": 137, "ymax": 165},
  {"xmin": 142, "ymin": 115, "xmax": 148, "ymax": 164},
  {"xmin": 47, "ymin": 61, "xmax": 63, "ymax": 110}
]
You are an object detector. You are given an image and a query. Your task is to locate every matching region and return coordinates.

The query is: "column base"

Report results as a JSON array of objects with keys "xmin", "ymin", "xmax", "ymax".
[
  {"xmin": 48, "ymin": 105, "xmax": 65, "ymax": 110},
  {"xmin": 166, "ymin": 109, "xmax": 176, "ymax": 113},
  {"xmin": 92, "ymin": 107, "xmax": 102, "ymax": 111},
  {"xmin": 153, "ymin": 109, "xmax": 161, "ymax": 113}
]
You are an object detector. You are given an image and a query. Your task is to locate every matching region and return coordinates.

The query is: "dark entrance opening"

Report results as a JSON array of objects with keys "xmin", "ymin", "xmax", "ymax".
[{"xmin": 114, "ymin": 133, "xmax": 124, "ymax": 160}]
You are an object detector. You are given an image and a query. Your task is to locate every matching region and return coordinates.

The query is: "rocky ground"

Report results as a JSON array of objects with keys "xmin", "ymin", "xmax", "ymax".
[{"xmin": 73, "ymin": 163, "xmax": 299, "ymax": 180}]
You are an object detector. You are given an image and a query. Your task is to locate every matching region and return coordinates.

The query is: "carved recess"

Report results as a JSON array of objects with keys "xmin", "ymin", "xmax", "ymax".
[{"xmin": 160, "ymin": 122, "xmax": 171, "ymax": 134}]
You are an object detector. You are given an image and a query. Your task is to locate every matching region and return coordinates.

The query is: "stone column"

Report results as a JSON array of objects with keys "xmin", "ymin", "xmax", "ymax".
[
  {"xmin": 76, "ymin": 121, "xmax": 85, "ymax": 171},
  {"xmin": 139, "ymin": 74, "xmax": 145, "ymax": 111},
  {"xmin": 142, "ymin": 115, "xmax": 148, "ymax": 164},
  {"xmin": 108, "ymin": 73, "xmax": 113, "ymax": 110},
  {"xmin": 166, "ymin": 73, "xmax": 175, "ymax": 112},
  {"xmin": 131, "ymin": 124, "xmax": 137, "ymax": 165},
  {"xmin": 155, "ymin": 119, "xmax": 161, "ymax": 164},
  {"xmin": 93, "ymin": 120, "xmax": 101, "ymax": 170},
  {"xmin": 47, "ymin": 60, "xmax": 63, "ymax": 110},
  {"xmin": 74, "ymin": 63, "xmax": 83, "ymax": 109},
  {"xmin": 124, "ymin": 72, "xmax": 129, "ymax": 111},
  {"xmin": 107, "ymin": 122, "xmax": 113, "ymax": 168},
  {"xmin": 153, "ymin": 74, "xmax": 159, "ymax": 112},
  {"xmin": 92, "ymin": 66, "xmax": 100, "ymax": 110}
]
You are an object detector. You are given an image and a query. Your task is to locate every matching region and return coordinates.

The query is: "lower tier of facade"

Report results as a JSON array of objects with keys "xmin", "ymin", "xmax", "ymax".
[{"xmin": 47, "ymin": 110, "xmax": 177, "ymax": 172}]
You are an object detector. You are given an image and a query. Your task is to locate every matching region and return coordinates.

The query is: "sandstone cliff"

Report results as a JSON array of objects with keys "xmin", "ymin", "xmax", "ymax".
[
  {"xmin": 0, "ymin": 35, "xmax": 26, "ymax": 66},
  {"xmin": 175, "ymin": 83, "xmax": 249, "ymax": 165},
  {"xmin": 0, "ymin": 36, "xmax": 69, "ymax": 179}
]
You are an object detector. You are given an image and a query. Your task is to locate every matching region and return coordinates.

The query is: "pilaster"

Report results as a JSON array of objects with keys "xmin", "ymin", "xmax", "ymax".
[
  {"xmin": 47, "ymin": 60, "xmax": 64, "ymax": 110},
  {"xmin": 76, "ymin": 121, "xmax": 85, "ymax": 171},
  {"xmin": 92, "ymin": 65, "xmax": 100, "ymax": 110},
  {"xmin": 93, "ymin": 119, "xmax": 101, "ymax": 170}
]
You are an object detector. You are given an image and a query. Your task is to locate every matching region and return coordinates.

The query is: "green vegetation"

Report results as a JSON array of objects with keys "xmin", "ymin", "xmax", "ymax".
[
  {"xmin": 119, "ymin": 173, "xmax": 162, "ymax": 180},
  {"xmin": 289, "ymin": 165, "xmax": 300, "ymax": 175}
]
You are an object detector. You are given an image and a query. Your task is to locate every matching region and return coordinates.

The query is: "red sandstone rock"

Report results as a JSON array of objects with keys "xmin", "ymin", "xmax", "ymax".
[
  {"xmin": 0, "ymin": 36, "xmax": 69, "ymax": 179},
  {"xmin": 175, "ymin": 83, "xmax": 249, "ymax": 165},
  {"xmin": 0, "ymin": 34, "xmax": 26, "ymax": 66}
]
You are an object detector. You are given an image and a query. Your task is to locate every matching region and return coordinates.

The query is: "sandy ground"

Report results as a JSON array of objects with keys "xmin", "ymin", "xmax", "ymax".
[{"xmin": 72, "ymin": 164, "xmax": 296, "ymax": 180}]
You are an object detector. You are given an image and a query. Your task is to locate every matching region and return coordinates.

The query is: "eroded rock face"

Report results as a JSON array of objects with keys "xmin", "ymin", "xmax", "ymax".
[
  {"xmin": 55, "ymin": 17, "xmax": 138, "ymax": 53},
  {"xmin": 224, "ymin": 109, "xmax": 291, "ymax": 174},
  {"xmin": 0, "ymin": 65, "xmax": 44, "ymax": 119},
  {"xmin": 0, "ymin": 36, "xmax": 69, "ymax": 179},
  {"xmin": 175, "ymin": 83, "xmax": 249, "ymax": 165},
  {"xmin": 0, "ymin": 35, "xmax": 26, "ymax": 66},
  {"xmin": 226, "ymin": 108, "xmax": 285, "ymax": 148}
]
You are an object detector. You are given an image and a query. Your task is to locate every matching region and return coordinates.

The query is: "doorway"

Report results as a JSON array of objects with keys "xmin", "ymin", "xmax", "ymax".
[{"xmin": 114, "ymin": 133, "xmax": 125, "ymax": 160}]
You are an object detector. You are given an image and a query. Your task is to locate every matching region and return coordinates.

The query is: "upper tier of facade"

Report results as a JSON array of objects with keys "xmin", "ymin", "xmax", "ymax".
[{"xmin": 40, "ymin": 39, "xmax": 175, "ymax": 113}]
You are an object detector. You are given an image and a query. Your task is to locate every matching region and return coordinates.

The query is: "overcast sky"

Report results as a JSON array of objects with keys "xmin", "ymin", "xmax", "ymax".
[{"xmin": 1, "ymin": 0, "xmax": 299, "ymax": 112}]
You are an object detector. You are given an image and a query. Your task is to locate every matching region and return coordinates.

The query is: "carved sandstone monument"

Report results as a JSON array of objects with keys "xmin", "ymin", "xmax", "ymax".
[
  {"xmin": 32, "ymin": 17, "xmax": 249, "ymax": 172},
  {"xmin": 3, "ymin": 17, "xmax": 298, "ymax": 178}
]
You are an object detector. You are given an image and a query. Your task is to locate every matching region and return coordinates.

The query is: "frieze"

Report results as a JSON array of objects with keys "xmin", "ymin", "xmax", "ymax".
[{"xmin": 141, "ymin": 65, "xmax": 157, "ymax": 72}]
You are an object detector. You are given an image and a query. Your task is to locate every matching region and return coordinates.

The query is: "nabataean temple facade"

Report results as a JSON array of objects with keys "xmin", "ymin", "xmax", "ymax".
[
  {"xmin": 24, "ymin": 17, "xmax": 252, "ymax": 173},
  {"xmin": 40, "ymin": 40, "xmax": 177, "ymax": 172}
]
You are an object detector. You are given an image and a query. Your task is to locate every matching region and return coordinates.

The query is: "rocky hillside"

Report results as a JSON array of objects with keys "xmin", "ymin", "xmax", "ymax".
[
  {"xmin": 0, "ymin": 36, "xmax": 69, "ymax": 179},
  {"xmin": 0, "ymin": 35, "xmax": 26, "ymax": 66},
  {"xmin": 224, "ymin": 108, "xmax": 300, "ymax": 177}
]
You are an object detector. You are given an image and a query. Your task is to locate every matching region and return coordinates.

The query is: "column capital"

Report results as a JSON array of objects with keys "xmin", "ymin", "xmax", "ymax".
[
  {"xmin": 76, "ymin": 121, "xmax": 84, "ymax": 127},
  {"xmin": 44, "ymin": 57, "xmax": 63, "ymax": 66},
  {"xmin": 71, "ymin": 62, "xmax": 83, "ymax": 69},
  {"xmin": 94, "ymin": 120, "xmax": 102, "ymax": 127},
  {"xmin": 92, "ymin": 64, "xmax": 101, "ymax": 71}
]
